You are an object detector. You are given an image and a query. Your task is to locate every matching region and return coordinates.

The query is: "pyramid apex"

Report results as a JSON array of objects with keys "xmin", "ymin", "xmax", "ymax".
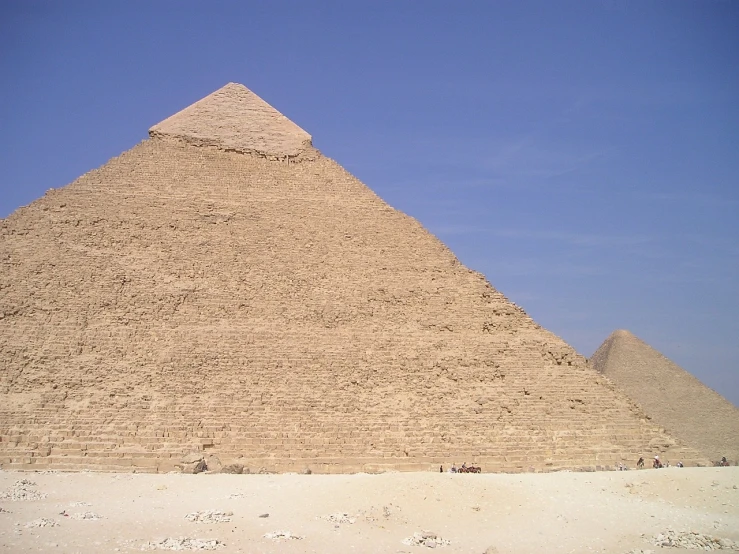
[{"xmin": 149, "ymin": 82, "xmax": 312, "ymax": 158}]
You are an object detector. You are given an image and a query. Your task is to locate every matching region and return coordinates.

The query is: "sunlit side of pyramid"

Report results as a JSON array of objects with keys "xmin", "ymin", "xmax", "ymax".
[
  {"xmin": 0, "ymin": 84, "xmax": 705, "ymax": 473},
  {"xmin": 591, "ymin": 330, "xmax": 739, "ymax": 463}
]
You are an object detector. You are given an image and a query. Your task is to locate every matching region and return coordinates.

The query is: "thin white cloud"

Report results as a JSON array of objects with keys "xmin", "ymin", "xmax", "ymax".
[
  {"xmin": 432, "ymin": 224, "xmax": 489, "ymax": 236},
  {"xmin": 493, "ymin": 258, "xmax": 607, "ymax": 278},
  {"xmin": 633, "ymin": 191, "xmax": 738, "ymax": 206},
  {"xmin": 490, "ymin": 228, "xmax": 655, "ymax": 248},
  {"xmin": 433, "ymin": 225, "xmax": 657, "ymax": 249},
  {"xmin": 481, "ymin": 142, "xmax": 618, "ymax": 180}
]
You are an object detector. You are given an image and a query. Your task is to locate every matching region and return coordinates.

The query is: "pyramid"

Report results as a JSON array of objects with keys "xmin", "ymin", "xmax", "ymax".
[
  {"xmin": 0, "ymin": 83, "xmax": 706, "ymax": 473},
  {"xmin": 591, "ymin": 330, "xmax": 739, "ymax": 463}
]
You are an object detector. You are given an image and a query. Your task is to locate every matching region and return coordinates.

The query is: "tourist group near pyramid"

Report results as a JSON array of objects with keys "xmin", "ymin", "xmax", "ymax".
[{"xmin": 1, "ymin": 83, "xmax": 736, "ymax": 473}]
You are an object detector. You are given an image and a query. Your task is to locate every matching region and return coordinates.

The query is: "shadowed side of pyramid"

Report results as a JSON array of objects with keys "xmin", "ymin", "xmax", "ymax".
[
  {"xmin": 0, "ymin": 84, "xmax": 707, "ymax": 473},
  {"xmin": 149, "ymin": 83, "xmax": 313, "ymax": 158},
  {"xmin": 591, "ymin": 330, "xmax": 739, "ymax": 463}
]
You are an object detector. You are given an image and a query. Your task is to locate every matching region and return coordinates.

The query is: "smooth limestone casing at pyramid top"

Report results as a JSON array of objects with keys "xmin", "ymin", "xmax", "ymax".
[
  {"xmin": 0, "ymin": 83, "xmax": 706, "ymax": 473},
  {"xmin": 591, "ymin": 330, "xmax": 739, "ymax": 464}
]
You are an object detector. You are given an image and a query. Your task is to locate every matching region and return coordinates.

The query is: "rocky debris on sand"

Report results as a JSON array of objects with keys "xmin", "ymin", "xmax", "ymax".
[
  {"xmin": 71, "ymin": 512, "xmax": 103, "ymax": 520},
  {"xmin": 185, "ymin": 510, "xmax": 232, "ymax": 523},
  {"xmin": 0, "ymin": 507, "xmax": 12, "ymax": 513},
  {"xmin": 226, "ymin": 493, "xmax": 244, "ymax": 499},
  {"xmin": 258, "ymin": 513, "xmax": 269, "ymax": 518},
  {"xmin": 142, "ymin": 538, "xmax": 225, "ymax": 551},
  {"xmin": 320, "ymin": 513, "xmax": 356, "ymax": 524},
  {"xmin": 402, "ymin": 531, "xmax": 451, "ymax": 548},
  {"xmin": 25, "ymin": 518, "xmax": 59, "ymax": 528},
  {"xmin": 220, "ymin": 464, "xmax": 243, "ymax": 474},
  {"xmin": 177, "ymin": 454, "xmax": 208, "ymax": 474},
  {"xmin": 649, "ymin": 530, "xmax": 739, "ymax": 550},
  {"xmin": 205, "ymin": 455, "xmax": 222, "ymax": 473},
  {"xmin": 264, "ymin": 530, "xmax": 303, "ymax": 541},
  {"xmin": 181, "ymin": 453, "xmax": 204, "ymax": 464},
  {"xmin": 361, "ymin": 503, "xmax": 407, "ymax": 524},
  {"xmin": 0, "ymin": 479, "xmax": 47, "ymax": 501},
  {"xmin": 624, "ymin": 550, "xmax": 654, "ymax": 554},
  {"xmin": 69, "ymin": 501, "xmax": 92, "ymax": 507}
]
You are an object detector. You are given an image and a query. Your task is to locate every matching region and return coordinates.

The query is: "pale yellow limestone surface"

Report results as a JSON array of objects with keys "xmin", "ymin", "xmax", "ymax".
[{"xmin": 149, "ymin": 82, "xmax": 312, "ymax": 158}]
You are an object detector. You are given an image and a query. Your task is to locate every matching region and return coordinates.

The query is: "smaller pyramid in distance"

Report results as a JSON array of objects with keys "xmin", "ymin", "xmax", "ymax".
[
  {"xmin": 591, "ymin": 330, "xmax": 739, "ymax": 463},
  {"xmin": 149, "ymin": 82, "xmax": 313, "ymax": 158}
]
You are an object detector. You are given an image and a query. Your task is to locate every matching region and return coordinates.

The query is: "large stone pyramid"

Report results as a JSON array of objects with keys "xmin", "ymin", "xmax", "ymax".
[
  {"xmin": 591, "ymin": 330, "xmax": 738, "ymax": 463},
  {"xmin": 0, "ymin": 83, "xmax": 705, "ymax": 473}
]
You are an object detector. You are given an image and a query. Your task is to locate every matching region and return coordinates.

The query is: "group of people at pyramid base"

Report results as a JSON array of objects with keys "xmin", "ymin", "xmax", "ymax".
[
  {"xmin": 439, "ymin": 462, "xmax": 482, "ymax": 473},
  {"xmin": 627, "ymin": 456, "xmax": 684, "ymax": 470}
]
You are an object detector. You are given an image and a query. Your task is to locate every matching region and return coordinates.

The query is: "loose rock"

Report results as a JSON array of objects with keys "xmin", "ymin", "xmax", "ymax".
[
  {"xmin": 402, "ymin": 531, "xmax": 451, "ymax": 548},
  {"xmin": 320, "ymin": 513, "xmax": 356, "ymax": 524},
  {"xmin": 71, "ymin": 511, "xmax": 103, "ymax": 520},
  {"xmin": 181, "ymin": 453, "xmax": 205, "ymax": 464},
  {"xmin": 650, "ymin": 530, "xmax": 739, "ymax": 550},
  {"xmin": 25, "ymin": 518, "xmax": 59, "ymax": 528},
  {"xmin": 220, "ymin": 464, "xmax": 243, "ymax": 475},
  {"xmin": 264, "ymin": 530, "xmax": 303, "ymax": 541},
  {"xmin": 142, "ymin": 537, "xmax": 225, "ymax": 551},
  {"xmin": 185, "ymin": 510, "xmax": 232, "ymax": 524},
  {"xmin": 0, "ymin": 480, "xmax": 47, "ymax": 501},
  {"xmin": 178, "ymin": 454, "xmax": 208, "ymax": 474},
  {"xmin": 205, "ymin": 455, "xmax": 222, "ymax": 473}
]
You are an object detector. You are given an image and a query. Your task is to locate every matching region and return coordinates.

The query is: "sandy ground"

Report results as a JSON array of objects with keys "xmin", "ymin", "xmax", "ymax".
[{"xmin": 0, "ymin": 467, "xmax": 737, "ymax": 554}]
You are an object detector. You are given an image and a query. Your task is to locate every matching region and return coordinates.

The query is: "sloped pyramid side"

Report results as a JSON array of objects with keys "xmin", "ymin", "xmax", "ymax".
[
  {"xmin": 149, "ymin": 83, "xmax": 313, "ymax": 158},
  {"xmin": 0, "ymin": 85, "xmax": 706, "ymax": 473},
  {"xmin": 591, "ymin": 330, "xmax": 738, "ymax": 463}
]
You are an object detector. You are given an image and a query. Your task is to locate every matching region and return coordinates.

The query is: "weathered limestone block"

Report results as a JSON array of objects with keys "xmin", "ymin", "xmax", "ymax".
[
  {"xmin": 205, "ymin": 454, "xmax": 222, "ymax": 472},
  {"xmin": 177, "ymin": 453, "xmax": 207, "ymax": 474},
  {"xmin": 220, "ymin": 463, "xmax": 244, "ymax": 474}
]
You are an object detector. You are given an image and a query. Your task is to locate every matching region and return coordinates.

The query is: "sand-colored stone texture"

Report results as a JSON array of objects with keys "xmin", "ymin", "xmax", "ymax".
[
  {"xmin": 0, "ymin": 83, "xmax": 707, "ymax": 473},
  {"xmin": 591, "ymin": 330, "xmax": 739, "ymax": 463},
  {"xmin": 149, "ymin": 83, "xmax": 312, "ymax": 159}
]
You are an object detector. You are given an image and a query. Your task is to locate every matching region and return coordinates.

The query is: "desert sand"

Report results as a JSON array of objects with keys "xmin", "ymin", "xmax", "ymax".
[{"xmin": 0, "ymin": 467, "xmax": 737, "ymax": 553}]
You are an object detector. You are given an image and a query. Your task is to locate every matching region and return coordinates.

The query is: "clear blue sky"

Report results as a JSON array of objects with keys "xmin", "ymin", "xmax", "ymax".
[{"xmin": 1, "ymin": 1, "xmax": 737, "ymax": 405}]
